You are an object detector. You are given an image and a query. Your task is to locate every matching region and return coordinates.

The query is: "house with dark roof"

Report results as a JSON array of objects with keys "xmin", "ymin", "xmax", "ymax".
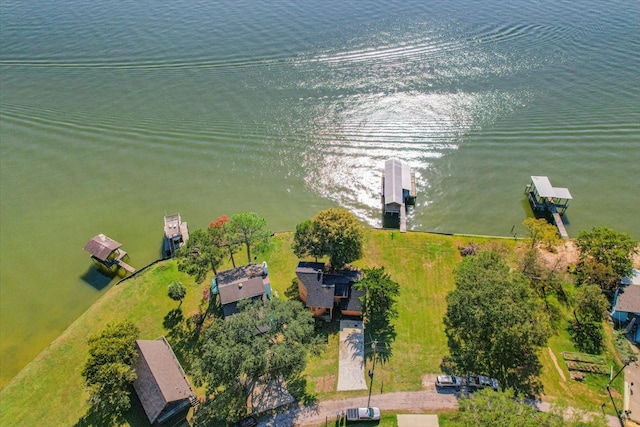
[
  {"xmin": 133, "ymin": 337, "xmax": 196, "ymax": 426},
  {"xmin": 214, "ymin": 263, "xmax": 271, "ymax": 318},
  {"xmin": 295, "ymin": 262, "xmax": 363, "ymax": 320},
  {"xmin": 611, "ymin": 269, "xmax": 640, "ymax": 343}
]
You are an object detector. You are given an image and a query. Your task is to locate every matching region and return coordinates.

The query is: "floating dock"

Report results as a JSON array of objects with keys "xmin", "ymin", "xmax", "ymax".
[
  {"xmin": 83, "ymin": 234, "xmax": 136, "ymax": 274},
  {"xmin": 525, "ymin": 176, "xmax": 572, "ymax": 239},
  {"xmin": 382, "ymin": 159, "xmax": 416, "ymax": 232},
  {"xmin": 164, "ymin": 213, "xmax": 189, "ymax": 258}
]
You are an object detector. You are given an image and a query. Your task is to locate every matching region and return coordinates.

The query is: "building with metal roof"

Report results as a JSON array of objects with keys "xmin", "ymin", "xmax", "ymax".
[{"xmin": 133, "ymin": 337, "xmax": 196, "ymax": 426}]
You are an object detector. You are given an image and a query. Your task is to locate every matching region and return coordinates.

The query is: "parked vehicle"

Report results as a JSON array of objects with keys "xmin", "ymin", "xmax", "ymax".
[
  {"xmin": 345, "ymin": 407, "xmax": 381, "ymax": 421},
  {"xmin": 466, "ymin": 374, "xmax": 499, "ymax": 391},
  {"xmin": 234, "ymin": 415, "xmax": 258, "ymax": 427},
  {"xmin": 435, "ymin": 374, "xmax": 464, "ymax": 389}
]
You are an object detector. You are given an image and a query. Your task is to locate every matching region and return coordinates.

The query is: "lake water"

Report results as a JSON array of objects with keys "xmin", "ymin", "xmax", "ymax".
[{"xmin": 1, "ymin": 0, "xmax": 638, "ymax": 386}]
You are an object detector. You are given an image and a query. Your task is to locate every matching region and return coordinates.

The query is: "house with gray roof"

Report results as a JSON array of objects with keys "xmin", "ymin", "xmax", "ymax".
[
  {"xmin": 133, "ymin": 337, "xmax": 196, "ymax": 426},
  {"xmin": 295, "ymin": 262, "xmax": 363, "ymax": 320},
  {"xmin": 214, "ymin": 263, "xmax": 271, "ymax": 318},
  {"xmin": 611, "ymin": 269, "xmax": 640, "ymax": 343}
]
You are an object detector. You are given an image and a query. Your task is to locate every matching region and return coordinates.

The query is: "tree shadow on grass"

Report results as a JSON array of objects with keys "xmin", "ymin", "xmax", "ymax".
[
  {"xmin": 364, "ymin": 321, "xmax": 397, "ymax": 365},
  {"xmin": 163, "ymin": 308, "xmax": 184, "ymax": 329},
  {"xmin": 75, "ymin": 386, "xmax": 149, "ymax": 427},
  {"xmin": 287, "ymin": 375, "xmax": 317, "ymax": 406}
]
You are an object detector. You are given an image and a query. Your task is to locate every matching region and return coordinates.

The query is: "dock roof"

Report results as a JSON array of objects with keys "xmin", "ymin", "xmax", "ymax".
[
  {"xmin": 384, "ymin": 159, "xmax": 411, "ymax": 206},
  {"xmin": 83, "ymin": 234, "xmax": 122, "ymax": 261},
  {"xmin": 531, "ymin": 176, "xmax": 572, "ymax": 200}
]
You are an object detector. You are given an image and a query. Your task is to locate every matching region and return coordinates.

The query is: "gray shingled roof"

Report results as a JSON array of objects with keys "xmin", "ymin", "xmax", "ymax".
[
  {"xmin": 614, "ymin": 285, "xmax": 640, "ymax": 314},
  {"xmin": 133, "ymin": 337, "xmax": 195, "ymax": 424},
  {"xmin": 216, "ymin": 264, "xmax": 268, "ymax": 306}
]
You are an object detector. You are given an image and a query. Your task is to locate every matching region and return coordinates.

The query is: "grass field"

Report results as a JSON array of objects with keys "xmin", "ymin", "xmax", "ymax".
[{"xmin": 0, "ymin": 229, "xmax": 626, "ymax": 425}]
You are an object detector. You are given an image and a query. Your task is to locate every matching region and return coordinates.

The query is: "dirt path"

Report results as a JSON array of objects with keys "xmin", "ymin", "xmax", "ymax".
[
  {"xmin": 548, "ymin": 347, "xmax": 567, "ymax": 382},
  {"xmin": 257, "ymin": 389, "xmax": 619, "ymax": 427}
]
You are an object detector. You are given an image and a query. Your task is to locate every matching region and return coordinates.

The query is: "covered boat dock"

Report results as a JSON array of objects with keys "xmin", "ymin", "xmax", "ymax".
[
  {"xmin": 382, "ymin": 159, "xmax": 416, "ymax": 232},
  {"xmin": 525, "ymin": 176, "xmax": 572, "ymax": 239}
]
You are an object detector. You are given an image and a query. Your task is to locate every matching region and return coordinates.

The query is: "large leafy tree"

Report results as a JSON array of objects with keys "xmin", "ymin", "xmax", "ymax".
[
  {"xmin": 309, "ymin": 208, "xmax": 364, "ymax": 269},
  {"xmin": 292, "ymin": 219, "xmax": 323, "ymax": 261},
  {"xmin": 522, "ymin": 217, "xmax": 562, "ymax": 251},
  {"xmin": 569, "ymin": 284, "xmax": 609, "ymax": 354},
  {"xmin": 177, "ymin": 228, "xmax": 224, "ymax": 282},
  {"xmin": 82, "ymin": 321, "xmax": 140, "ymax": 423},
  {"xmin": 193, "ymin": 298, "xmax": 316, "ymax": 424},
  {"xmin": 229, "ymin": 212, "xmax": 271, "ymax": 264},
  {"xmin": 443, "ymin": 250, "xmax": 551, "ymax": 395},
  {"xmin": 575, "ymin": 226, "xmax": 637, "ymax": 296}
]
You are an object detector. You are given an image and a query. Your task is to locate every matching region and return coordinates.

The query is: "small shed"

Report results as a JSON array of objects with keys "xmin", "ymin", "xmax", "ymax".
[{"xmin": 133, "ymin": 337, "xmax": 196, "ymax": 426}]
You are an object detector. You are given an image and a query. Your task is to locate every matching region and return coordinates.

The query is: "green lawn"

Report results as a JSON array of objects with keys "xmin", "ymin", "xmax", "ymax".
[
  {"xmin": 0, "ymin": 230, "xmax": 626, "ymax": 425},
  {"xmin": 0, "ymin": 261, "xmax": 204, "ymax": 426}
]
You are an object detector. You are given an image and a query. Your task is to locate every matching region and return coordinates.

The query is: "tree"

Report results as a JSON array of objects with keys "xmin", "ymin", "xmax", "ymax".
[
  {"xmin": 82, "ymin": 321, "xmax": 140, "ymax": 423},
  {"xmin": 458, "ymin": 388, "xmax": 605, "ymax": 427},
  {"xmin": 443, "ymin": 250, "xmax": 551, "ymax": 395},
  {"xmin": 193, "ymin": 298, "xmax": 316, "ymax": 424},
  {"xmin": 229, "ymin": 212, "xmax": 271, "ymax": 264},
  {"xmin": 209, "ymin": 215, "xmax": 239, "ymax": 268},
  {"xmin": 177, "ymin": 229, "xmax": 224, "ymax": 283},
  {"xmin": 292, "ymin": 219, "xmax": 323, "ymax": 261},
  {"xmin": 311, "ymin": 208, "xmax": 363, "ymax": 269},
  {"xmin": 168, "ymin": 281, "xmax": 187, "ymax": 307},
  {"xmin": 522, "ymin": 217, "xmax": 561, "ymax": 251},
  {"xmin": 569, "ymin": 284, "xmax": 609, "ymax": 354},
  {"xmin": 575, "ymin": 226, "xmax": 638, "ymax": 296},
  {"xmin": 354, "ymin": 267, "xmax": 400, "ymax": 362},
  {"xmin": 356, "ymin": 267, "xmax": 399, "ymax": 323}
]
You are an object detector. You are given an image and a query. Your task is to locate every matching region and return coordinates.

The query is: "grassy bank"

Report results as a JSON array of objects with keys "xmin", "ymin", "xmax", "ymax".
[{"xmin": 0, "ymin": 230, "xmax": 625, "ymax": 425}]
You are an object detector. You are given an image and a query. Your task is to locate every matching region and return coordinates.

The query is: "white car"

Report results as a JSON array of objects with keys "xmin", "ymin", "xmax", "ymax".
[{"xmin": 346, "ymin": 407, "xmax": 381, "ymax": 421}]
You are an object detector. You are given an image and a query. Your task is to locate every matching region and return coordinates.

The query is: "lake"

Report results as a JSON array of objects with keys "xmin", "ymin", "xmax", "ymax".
[{"xmin": 1, "ymin": 0, "xmax": 638, "ymax": 386}]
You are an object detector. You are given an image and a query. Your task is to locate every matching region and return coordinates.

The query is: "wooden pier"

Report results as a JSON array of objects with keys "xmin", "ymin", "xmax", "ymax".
[
  {"xmin": 114, "ymin": 250, "xmax": 136, "ymax": 274},
  {"xmin": 551, "ymin": 212, "xmax": 569, "ymax": 239}
]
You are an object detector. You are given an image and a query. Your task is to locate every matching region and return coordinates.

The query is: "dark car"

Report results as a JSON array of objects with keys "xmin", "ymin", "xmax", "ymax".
[
  {"xmin": 234, "ymin": 415, "xmax": 258, "ymax": 427},
  {"xmin": 467, "ymin": 374, "xmax": 499, "ymax": 391},
  {"xmin": 435, "ymin": 374, "xmax": 464, "ymax": 389}
]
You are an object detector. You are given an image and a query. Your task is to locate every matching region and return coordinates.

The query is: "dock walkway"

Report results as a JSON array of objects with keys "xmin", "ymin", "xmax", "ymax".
[
  {"xmin": 551, "ymin": 212, "xmax": 569, "ymax": 240},
  {"xmin": 400, "ymin": 203, "xmax": 407, "ymax": 232}
]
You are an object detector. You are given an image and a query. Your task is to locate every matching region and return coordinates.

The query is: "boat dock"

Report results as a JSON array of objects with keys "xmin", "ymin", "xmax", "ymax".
[
  {"xmin": 83, "ymin": 234, "xmax": 136, "ymax": 275},
  {"xmin": 525, "ymin": 176, "xmax": 572, "ymax": 239},
  {"xmin": 164, "ymin": 213, "xmax": 189, "ymax": 258},
  {"xmin": 382, "ymin": 159, "xmax": 416, "ymax": 233}
]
